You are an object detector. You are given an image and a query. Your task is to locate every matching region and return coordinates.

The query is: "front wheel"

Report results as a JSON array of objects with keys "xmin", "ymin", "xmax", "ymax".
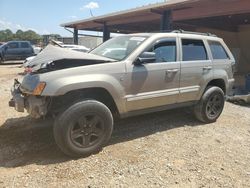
[
  {"xmin": 194, "ymin": 86, "xmax": 225, "ymax": 123},
  {"xmin": 0, "ymin": 56, "xmax": 3, "ymax": 64},
  {"xmin": 53, "ymin": 100, "xmax": 113, "ymax": 157}
]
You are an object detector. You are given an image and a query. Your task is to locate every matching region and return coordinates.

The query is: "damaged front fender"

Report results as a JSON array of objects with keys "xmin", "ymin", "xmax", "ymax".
[{"xmin": 9, "ymin": 80, "xmax": 50, "ymax": 118}]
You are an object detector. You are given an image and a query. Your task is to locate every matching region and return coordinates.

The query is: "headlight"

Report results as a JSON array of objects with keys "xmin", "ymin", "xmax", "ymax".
[{"xmin": 33, "ymin": 82, "xmax": 46, "ymax": 95}]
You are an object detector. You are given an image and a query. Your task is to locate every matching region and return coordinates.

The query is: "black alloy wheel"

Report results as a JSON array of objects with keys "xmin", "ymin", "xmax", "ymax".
[
  {"xmin": 206, "ymin": 93, "xmax": 224, "ymax": 119},
  {"xmin": 70, "ymin": 114, "xmax": 105, "ymax": 148},
  {"xmin": 194, "ymin": 86, "xmax": 225, "ymax": 123},
  {"xmin": 54, "ymin": 100, "xmax": 113, "ymax": 157}
]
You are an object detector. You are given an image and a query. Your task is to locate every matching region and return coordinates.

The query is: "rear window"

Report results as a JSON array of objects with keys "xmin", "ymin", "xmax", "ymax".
[
  {"xmin": 208, "ymin": 41, "xmax": 229, "ymax": 60},
  {"xmin": 182, "ymin": 39, "xmax": 208, "ymax": 61},
  {"xmin": 20, "ymin": 42, "xmax": 29, "ymax": 48}
]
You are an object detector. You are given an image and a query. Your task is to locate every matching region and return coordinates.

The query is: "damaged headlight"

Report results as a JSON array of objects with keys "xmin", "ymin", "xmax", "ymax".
[{"xmin": 20, "ymin": 73, "xmax": 46, "ymax": 95}]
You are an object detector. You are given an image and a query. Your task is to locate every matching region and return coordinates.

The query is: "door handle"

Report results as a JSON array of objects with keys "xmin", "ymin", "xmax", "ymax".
[
  {"xmin": 166, "ymin": 69, "xmax": 179, "ymax": 73},
  {"xmin": 203, "ymin": 66, "xmax": 212, "ymax": 70}
]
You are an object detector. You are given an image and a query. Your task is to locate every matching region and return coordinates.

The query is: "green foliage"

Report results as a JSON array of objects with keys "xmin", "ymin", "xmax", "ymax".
[{"xmin": 0, "ymin": 29, "xmax": 42, "ymax": 44}]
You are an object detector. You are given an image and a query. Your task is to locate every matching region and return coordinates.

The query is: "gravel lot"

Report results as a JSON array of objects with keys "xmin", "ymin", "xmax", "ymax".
[{"xmin": 0, "ymin": 65, "xmax": 250, "ymax": 188}]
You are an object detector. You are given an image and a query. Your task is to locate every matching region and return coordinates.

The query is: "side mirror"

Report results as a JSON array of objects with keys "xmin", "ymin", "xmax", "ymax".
[{"xmin": 134, "ymin": 52, "xmax": 156, "ymax": 65}]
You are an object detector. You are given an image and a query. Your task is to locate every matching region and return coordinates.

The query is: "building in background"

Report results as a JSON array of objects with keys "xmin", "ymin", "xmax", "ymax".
[{"xmin": 57, "ymin": 36, "xmax": 102, "ymax": 49}]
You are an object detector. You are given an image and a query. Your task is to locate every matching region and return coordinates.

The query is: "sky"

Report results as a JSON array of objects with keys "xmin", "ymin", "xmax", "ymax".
[{"xmin": 0, "ymin": 0, "xmax": 165, "ymax": 37}]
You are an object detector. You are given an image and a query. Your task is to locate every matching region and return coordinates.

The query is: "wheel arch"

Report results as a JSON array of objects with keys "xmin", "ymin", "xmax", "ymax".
[
  {"xmin": 206, "ymin": 79, "xmax": 226, "ymax": 94},
  {"xmin": 49, "ymin": 87, "xmax": 122, "ymax": 117}
]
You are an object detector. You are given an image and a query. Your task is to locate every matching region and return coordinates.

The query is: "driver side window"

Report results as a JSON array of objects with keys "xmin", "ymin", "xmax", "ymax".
[
  {"xmin": 148, "ymin": 39, "xmax": 176, "ymax": 63},
  {"xmin": 8, "ymin": 42, "xmax": 19, "ymax": 49}
]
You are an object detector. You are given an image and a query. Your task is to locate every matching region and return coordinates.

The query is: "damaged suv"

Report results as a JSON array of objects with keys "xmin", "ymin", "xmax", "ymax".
[{"xmin": 9, "ymin": 31, "xmax": 235, "ymax": 157}]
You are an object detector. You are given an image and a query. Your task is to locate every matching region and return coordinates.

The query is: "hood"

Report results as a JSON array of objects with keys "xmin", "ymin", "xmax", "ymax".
[{"xmin": 29, "ymin": 44, "xmax": 115, "ymax": 72}]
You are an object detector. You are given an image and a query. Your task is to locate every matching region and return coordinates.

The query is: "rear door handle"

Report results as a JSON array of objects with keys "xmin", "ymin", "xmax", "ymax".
[
  {"xmin": 203, "ymin": 66, "xmax": 212, "ymax": 70},
  {"xmin": 166, "ymin": 69, "xmax": 179, "ymax": 73}
]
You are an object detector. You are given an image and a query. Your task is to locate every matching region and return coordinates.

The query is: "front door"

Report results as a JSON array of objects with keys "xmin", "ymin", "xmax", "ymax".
[
  {"xmin": 5, "ymin": 42, "xmax": 20, "ymax": 60},
  {"xmin": 125, "ymin": 38, "xmax": 180, "ymax": 112}
]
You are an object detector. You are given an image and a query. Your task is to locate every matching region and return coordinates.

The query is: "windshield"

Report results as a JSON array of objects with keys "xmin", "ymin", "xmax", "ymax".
[{"xmin": 90, "ymin": 35, "xmax": 148, "ymax": 61}]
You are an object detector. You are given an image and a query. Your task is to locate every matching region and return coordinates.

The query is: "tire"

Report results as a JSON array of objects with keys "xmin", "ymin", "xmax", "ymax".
[
  {"xmin": 0, "ymin": 56, "xmax": 3, "ymax": 64},
  {"xmin": 194, "ymin": 86, "xmax": 225, "ymax": 123},
  {"xmin": 53, "ymin": 100, "xmax": 113, "ymax": 157}
]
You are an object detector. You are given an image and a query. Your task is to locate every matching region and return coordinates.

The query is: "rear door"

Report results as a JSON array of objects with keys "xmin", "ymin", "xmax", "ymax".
[
  {"xmin": 178, "ymin": 37, "xmax": 213, "ymax": 103},
  {"xmin": 20, "ymin": 42, "xmax": 33, "ymax": 59}
]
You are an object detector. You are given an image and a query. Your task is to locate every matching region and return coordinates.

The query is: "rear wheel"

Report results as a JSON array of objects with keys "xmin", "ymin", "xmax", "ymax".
[
  {"xmin": 194, "ymin": 86, "xmax": 225, "ymax": 123},
  {"xmin": 53, "ymin": 100, "xmax": 113, "ymax": 157}
]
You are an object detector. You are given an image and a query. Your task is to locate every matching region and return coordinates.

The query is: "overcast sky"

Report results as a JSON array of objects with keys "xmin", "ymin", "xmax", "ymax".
[{"xmin": 0, "ymin": 0, "xmax": 165, "ymax": 37}]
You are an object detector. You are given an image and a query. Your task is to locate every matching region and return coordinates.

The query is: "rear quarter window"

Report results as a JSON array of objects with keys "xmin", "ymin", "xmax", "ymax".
[
  {"xmin": 208, "ymin": 41, "xmax": 229, "ymax": 60},
  {"xmin": 182, "ymin": 39, "xmax": 208, "ymax": 61}
]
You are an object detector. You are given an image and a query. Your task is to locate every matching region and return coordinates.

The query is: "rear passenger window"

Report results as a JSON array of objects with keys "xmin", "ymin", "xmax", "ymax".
[
  {"xmin": 20, "ymin": 42, "xmax": 29, "ymax": 48},
  {"xmin": 8, "ymin": 42, "xmax": 19, "ymax": 49},
  {"xmin": 208, "ymin": 41, "xmax": 229, "ymax": 60},
  {"xmin": 182, "ymin": 39, "xmax": 207, "ymax": 61}
]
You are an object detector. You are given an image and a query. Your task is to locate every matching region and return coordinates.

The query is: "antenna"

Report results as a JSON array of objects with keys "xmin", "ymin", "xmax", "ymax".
[{"xmin": 89, "ymin": 9, "xmax": 94, "ymax": 17}]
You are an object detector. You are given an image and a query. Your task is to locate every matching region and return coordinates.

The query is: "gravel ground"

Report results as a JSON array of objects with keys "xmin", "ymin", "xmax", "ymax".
[{"xmin": 0, "ymin": 65, "xmax": 250, "ymax": 188}]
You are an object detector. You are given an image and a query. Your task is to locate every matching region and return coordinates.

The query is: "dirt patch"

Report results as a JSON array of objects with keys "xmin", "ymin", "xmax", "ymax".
[{"xmin": 0, "ymin": 65, "xmax": 250, "ymax": 187}]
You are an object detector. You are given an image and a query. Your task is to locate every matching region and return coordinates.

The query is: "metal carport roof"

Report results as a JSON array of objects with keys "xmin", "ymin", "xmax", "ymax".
[
  {"xmin": 61, "ymin": 0, "xmax": 195, "ymax": 33},
  {"xmin": 61, "ymin": 0, "xmax": 250, "ymax": 33},
  {"xmin": 61, "ymin": 0, "xmax": 250, "ymax": 43}
]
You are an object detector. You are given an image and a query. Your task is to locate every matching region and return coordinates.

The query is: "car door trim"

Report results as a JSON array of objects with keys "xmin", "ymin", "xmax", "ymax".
[
  {"xmin": 125, "ymin": 88, "xmax": 179, "ymax": 102},
  {"xmin": 179, "ymin": 86, "xmax": 200, "ymax": 94},
  {"xmin": 125, "ymin": 86, "xmax": 200, "ymax": 102}
]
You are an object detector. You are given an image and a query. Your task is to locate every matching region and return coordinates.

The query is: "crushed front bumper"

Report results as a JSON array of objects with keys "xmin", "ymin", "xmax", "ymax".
[
  {"xmin": 9, "ymin": 80, "xmax": 49, "ymax": 118},
  {"xmin": 9, "ymin": 79, "xmax": 25, "ymax": 112}
]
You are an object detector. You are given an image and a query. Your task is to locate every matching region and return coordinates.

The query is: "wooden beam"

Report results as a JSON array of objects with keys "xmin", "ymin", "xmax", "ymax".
[
  {"xmin": 106, "ymin": 13, "xmax": 160, "ymax": 26},
  {"xmin": 103, "ymin": 23, "xmax": 110, "ymax": 42},
  {"xmin": 160, "ymin": 10, "xmax": 173, "ymax": 31},
  {"xmin": 173, "ymin": 0, "xmax": 250, "ymax": 21},
  {"xmin": 73, "ymin": 28, "xmax": 78, "ymax": 45}
]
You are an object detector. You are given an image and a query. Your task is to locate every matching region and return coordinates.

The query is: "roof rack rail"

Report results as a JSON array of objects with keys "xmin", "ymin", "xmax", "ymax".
[{"xmin": 171, "ymin": 29, "xmax": 217, "ymax": 37}]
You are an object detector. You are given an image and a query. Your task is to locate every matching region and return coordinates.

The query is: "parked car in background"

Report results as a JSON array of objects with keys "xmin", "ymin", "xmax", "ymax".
[
  {"xmin": 50, "ymin": 40, "xmax": 89, "ymax": 52},
  {"xmin": 0, "ymin": 41, "xmax": 34, "ymax": 63},
  {"xmin": 23, "ymin": 56, "xmax": 36, "ymax": 72},
  {"xmin": 33, "ymin": 45, "xmax": 42, "ymax": 55}
]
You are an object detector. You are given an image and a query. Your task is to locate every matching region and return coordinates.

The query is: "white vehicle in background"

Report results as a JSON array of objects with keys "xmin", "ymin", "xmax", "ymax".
[
  {"xmin": 23, "ymin": 56, "xmax": 36, "ymax": 72},
  {"xmin": 51, "ymin": 40, "xmax": 90, "ymax": 52},
  {"xmin": 32, "ymin": 45, "xmax": 42, "ymax": 54},
  {"xmin": 62, "ymin": 44, "xmax": 89, "ymax": 52}
]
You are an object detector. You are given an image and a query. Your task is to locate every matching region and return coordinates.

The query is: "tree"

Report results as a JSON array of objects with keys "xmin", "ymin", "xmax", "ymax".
[
  {"xmin": 15, "ymin": 29, "xmax": 24, "ymax": 39},
  {"xmin": 0, "ymin": 29, "xmax": 42, "ymax": 44},
  {"xmin": 0, "ymin": 29, "xmax": 14, "ymax": 41}
]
